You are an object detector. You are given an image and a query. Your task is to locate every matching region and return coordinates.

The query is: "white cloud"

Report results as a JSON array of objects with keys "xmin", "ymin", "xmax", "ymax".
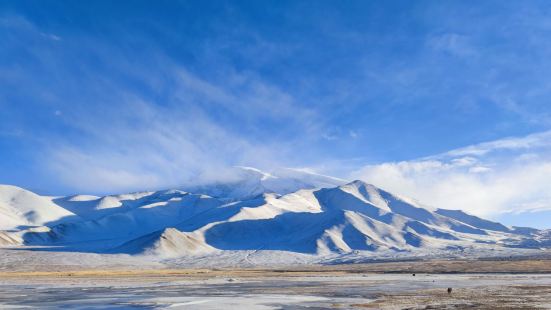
[
  {"xmin": 45, "ymin": 90, "xmax": 299, "ymax": 193},
  {"xmin": 444, "ymin": 131, "xmax": 551, "ymax": 157},
  {"xmin": 351, "ymin": 130, "xmax": 551, "ymax": 219},
  {"xmin": 34, "ymin": 59, "xmax": 328, "ymax": 194}
]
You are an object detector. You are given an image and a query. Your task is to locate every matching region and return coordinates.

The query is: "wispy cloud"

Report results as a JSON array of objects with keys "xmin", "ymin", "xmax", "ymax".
[
  {"xmin": 42, "ymin": 64, "xmax": 325, "ymax": 193},
  {"xmin": 352, "ymin": 130, "xmax": 551, "ymax": 224},
  {"xmin": 444, "ymin": 131, "xmax": 551, "ymax": 157},
  {"xmin": 0, "ymin": 13, "xmax": 328, "ymax": 194}
]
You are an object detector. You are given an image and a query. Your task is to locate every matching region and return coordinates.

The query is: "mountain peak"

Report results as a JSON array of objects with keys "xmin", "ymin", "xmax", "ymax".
[
  {"xmin": 233, "ymin": 166, "xmax": 277, "ymax": 180},
  {"xmin": 184, "ymin": 166, "xmax": 346, "ymax": 200},
  {"xmin": 345, "ymin": 179, "xmax": 375, "ymax": 188}
]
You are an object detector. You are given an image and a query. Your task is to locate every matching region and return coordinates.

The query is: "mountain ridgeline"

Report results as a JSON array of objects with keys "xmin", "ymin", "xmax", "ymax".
[{"xmin": 0, "ymin": 167, "xmax": 549, "ymax": 262}]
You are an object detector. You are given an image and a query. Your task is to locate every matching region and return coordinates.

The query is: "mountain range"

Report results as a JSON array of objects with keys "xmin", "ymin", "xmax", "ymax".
[{"xmin": 1, "ymin": 167, "xmax": 549, "ymax": 265}]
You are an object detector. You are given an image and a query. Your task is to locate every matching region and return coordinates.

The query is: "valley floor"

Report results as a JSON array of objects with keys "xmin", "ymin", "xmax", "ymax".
[{"xmin": 2, "ymin": 260, "xmax": 551, "ymax": 309}]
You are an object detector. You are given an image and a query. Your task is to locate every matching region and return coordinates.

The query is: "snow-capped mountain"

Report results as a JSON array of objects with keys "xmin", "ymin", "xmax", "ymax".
[{"xmin": 1, "ymin": 168, "xmax": 550, "ymax": 263}]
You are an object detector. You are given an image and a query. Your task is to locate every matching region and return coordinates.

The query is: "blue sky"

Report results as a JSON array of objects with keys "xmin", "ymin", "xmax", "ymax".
[{"xmin": 2, "ymin": 1, "xmax": 551, "ymax": 226}]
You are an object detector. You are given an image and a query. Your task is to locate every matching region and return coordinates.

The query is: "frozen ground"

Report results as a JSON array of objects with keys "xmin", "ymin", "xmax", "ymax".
[
  {"xmin": 2, "ymin": 247, "xmax": 551, "ymax": 272},
  {"xmin": 1, "ymin": 271, "xmax": 551, "ymax": 309}
]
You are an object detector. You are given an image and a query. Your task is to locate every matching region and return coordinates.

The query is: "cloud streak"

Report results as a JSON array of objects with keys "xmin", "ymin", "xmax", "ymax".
[
  {"xmin": 0, "ymin": 13, "xmax": 328, "ymax": 194},
  {"xmin": 352, "ymin": 131, "xmax": 551, "ymax": 227},
  {"xmin": 42, "ymin": 65, "xmax": 324, "ymax": 193}
]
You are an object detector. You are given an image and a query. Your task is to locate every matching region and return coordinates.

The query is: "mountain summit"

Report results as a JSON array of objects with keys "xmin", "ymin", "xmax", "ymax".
[{"xmin": 183, "ymin": 166, "xmax": 346, "ymax": 200}]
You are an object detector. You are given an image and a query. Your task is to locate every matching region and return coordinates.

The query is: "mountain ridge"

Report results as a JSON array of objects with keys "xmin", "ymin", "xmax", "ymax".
[{"xmin": 1, "ymin": 167, "xmax": 550, "ymax": 264}]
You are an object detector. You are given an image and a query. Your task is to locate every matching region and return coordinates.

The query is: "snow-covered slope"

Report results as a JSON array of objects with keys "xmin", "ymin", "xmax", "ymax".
[
  {"xmin": 0, "ymin": 185, "xmax": 80, "ymax": 230},
  {"xmin": 24, "ymin": 190, "xmax": 221, "ymax": 247},
  {"xmin": 1, "ymin": 170, "xmax": 550, "ymax": 264},
  {"xmin": 53, "ymin": 190, "xmax": 181, "ymax": 220},
  {"xmin": 113, "ymin": 228, "xmax": 215, "ymax": 258},
  {"xmin": 435, "ymin": 208, "xmax": 511, "ymax": 233}
]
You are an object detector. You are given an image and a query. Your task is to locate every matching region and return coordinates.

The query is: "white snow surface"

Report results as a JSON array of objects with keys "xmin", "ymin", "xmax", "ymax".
[
  {"xmin": 1, "ymin": 167, "xmax": 551, "ymax": 266},
  {"xmin": 0, "ymin": 185, "xmax": 79, "ymax": 230}
]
